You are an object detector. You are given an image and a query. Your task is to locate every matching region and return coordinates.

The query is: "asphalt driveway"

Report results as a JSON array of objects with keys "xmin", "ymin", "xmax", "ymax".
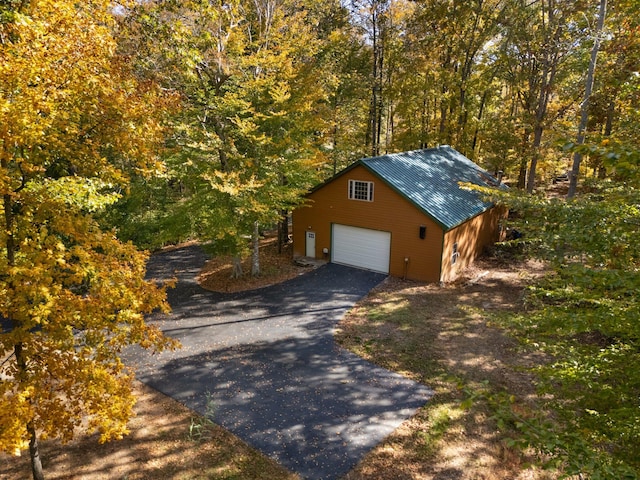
[{"xmin": 125, "ymin": 245, "xmax": 432, "ymax": 480}]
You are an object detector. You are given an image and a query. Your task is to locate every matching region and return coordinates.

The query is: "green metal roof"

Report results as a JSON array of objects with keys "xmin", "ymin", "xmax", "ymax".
[{"xmin": 356, "ymin": 146, "xmax": 504, "ymax": 230}]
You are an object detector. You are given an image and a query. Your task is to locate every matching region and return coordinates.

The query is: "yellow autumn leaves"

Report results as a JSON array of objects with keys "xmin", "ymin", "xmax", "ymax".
[{"xmin": 1, "ymin": 0, "xmax": 178, "ymax": 462}]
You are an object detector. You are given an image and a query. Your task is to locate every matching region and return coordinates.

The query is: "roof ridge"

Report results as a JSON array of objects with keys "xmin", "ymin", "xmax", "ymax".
[
  {"xmin": 358, "ymin": 146, "xmax": 499, "ymax": 230},
  {"xmin": 362, "ymin": 145, "xmax": 453, "ymax": 162}
]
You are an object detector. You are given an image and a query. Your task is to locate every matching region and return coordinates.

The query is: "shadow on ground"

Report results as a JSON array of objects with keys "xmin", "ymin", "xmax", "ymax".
[{"xmin": 126, "ymin": 245, "xmax": 433, "ymax": 480}]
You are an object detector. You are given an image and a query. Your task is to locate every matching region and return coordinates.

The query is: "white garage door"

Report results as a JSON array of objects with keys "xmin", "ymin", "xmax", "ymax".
[{"xmin": 332, "ymin": 224, "xmax": 391, "ymax": 274}]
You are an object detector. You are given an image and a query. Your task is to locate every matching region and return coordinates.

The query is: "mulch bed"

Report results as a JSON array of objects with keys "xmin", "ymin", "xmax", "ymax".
[{"xmin": 197, "ymin": 235, "xmax": 312, "ymax": 293}]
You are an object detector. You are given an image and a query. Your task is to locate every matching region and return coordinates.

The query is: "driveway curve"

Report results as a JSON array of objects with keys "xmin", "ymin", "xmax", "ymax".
[{"xmin": 125, "ymin": 245, "xmax": 432, "ymax": 480}]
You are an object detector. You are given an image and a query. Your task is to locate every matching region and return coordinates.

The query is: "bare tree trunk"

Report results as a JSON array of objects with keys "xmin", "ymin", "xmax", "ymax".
[
  {"xmin": 471, "ymin": 90, "xmax": 489, "ymax": 155},
  {"xmin": 231, "ymin": 257, "xmax": 243, "ymax": 278},
  {"xmin": 598, "ymin": 99, "xmax": 615, "ymax": 179},
  {"xmin": 14, "ymin": 342, "xmax": 44, "ymax": 480},
  {"xmin": 277, "ymin": 210, "xmax": 288, "ymax": 254},
  {"xmin": 526, "ymin": 123, "xmax": 544, "ymax": 193},
  {"xmin": 568, "ymin": 0, "xmax": 607, "ymax": 198},
  {"xmin": 438, "ymin": 84, "xmax": 448, "ymax": 139},
  {"xmin": 366, "ymin": 0, "xmax": 386, "ymax": 157},
  {"xmin": 525, "ymin": 0, "xmax": 563, "ymax": 193},
  {"xmin": 517, "ymin": 128, "xmax": 531, "ymax": 189},
  {"xmin": 28, "ymin": 422, "xmax": 44, "ymax": 480},
  {"xmin": 369, "ymin": 49, "xmax": 382, "ymax": 156},
  {"xmin": 420, "ymin": 95, "xmax": 429, "ymax": 148},
  {"xmin": 251, "ymin": 221, "xmax": 260, "ymax": 277},
  {"xmin": 517, "ymin": 159, "xmax": 528, "ymax": 189},
  {"xmin": 527, "ymin": 49, "xmax": 557, "ymax": 193},
  {"xmin": 604, "ymin": 99, "xmax": 614, "ymax": 138}
]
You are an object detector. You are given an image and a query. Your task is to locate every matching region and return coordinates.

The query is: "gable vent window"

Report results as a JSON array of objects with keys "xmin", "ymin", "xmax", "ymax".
[{"xmin": 348, "ymin": 180, "xmax": 374, "ymax": 202}]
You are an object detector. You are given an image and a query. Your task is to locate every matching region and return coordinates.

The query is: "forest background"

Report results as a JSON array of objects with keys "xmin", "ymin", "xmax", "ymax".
[
  {"xmin": 106, "ymin": 0, "xmax": 640, "ymax": 256},
  {"xmin": 1, "ymin": 0, "xmax": 639, "ymax": 478}
]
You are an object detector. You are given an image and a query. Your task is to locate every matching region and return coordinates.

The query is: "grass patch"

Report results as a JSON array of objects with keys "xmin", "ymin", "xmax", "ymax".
[{"xmin": 418, "ymin": 401, "xmax": 465, "ymax": 454}]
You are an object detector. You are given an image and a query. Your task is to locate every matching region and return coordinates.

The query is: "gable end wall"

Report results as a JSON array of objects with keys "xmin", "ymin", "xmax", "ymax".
[
  {"xmin": 293, "ymin": 165, "xmax": 445, "ymax": 282},
  {"xmin": 440, "ymin": 206, "xmax": 507, "ymax": 282}
]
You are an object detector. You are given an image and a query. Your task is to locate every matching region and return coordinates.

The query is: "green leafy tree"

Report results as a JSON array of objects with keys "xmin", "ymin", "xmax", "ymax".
[
  {"xmin": 568, "ymin": 0, "xmax": 640, "ymax": 183},
  {"xmin": 496, "ymin": 0, "xmax": 588, "ymax": 191},
  {"xmin": 349, "ymin": 0, "xmax": 391, "ymax": 156},
  {"xmin": 117, "ymin": 0, "xmax": 328, "ymax": 274},
  {"xmin": 0, "ymin": 1, "xmax": 176, "ymax": 478},
  {"xmin": 486, "ymin": 169, "xmax": 640, "ymax": 476},
  {"xmin": 305, "ymin": 0, "xmax": 371, "ymax": 174}
]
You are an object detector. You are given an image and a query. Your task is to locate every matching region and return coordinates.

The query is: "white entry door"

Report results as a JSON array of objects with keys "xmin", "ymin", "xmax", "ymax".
[
  {"xmin": 332, "ymin": 224, "xmax": 390, "ymax": 274},
  {"xmin": 305, "ymin": 231, "xmax": 316, "ymax": 257}
]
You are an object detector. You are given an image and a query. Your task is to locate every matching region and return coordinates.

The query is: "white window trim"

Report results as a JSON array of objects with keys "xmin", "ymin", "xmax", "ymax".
[
  {"xmin": 348, "ymin": 179, "xmax": 374, "ymax": 202},
  {"xmin": 451, "ymin": 242, "xmax": 460, "ymax": 265}
]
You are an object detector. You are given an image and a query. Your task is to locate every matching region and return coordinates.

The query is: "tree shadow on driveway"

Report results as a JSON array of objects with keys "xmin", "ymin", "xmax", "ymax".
[{"xmin": 126, "ymin": 245, "xmax": 433, "ymax": 480}]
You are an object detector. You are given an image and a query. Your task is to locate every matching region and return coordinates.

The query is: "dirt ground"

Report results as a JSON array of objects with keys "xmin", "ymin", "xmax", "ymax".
[
  {"xmin": 1, "ymin": 237, "xmax": 548, "ymax": 479},
  {"xmin": 338, "ymin": 255, "xmax": 551, "ymax": 480},
  {"xmin": 0, "ymin": 380, "xmax": 298, "ymax": 480},
  {"xmin": 197, "ymin": 236, "xmax": 311, "ymax": 293}
]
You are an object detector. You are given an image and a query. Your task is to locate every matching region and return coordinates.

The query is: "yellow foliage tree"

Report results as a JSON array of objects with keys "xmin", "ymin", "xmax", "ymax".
[{"xmin": 0, "ymin": 1, "xmax": 177, "ymax": 478}]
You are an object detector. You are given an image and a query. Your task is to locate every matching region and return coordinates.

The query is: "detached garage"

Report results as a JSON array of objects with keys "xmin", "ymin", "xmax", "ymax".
[{"xmin": 292, "ymin": 146, "xmax": 507, "ymax": 283}]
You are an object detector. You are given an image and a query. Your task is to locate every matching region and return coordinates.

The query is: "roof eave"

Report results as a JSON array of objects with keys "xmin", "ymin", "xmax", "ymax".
[
  {"xmin": 305, "ymin": 151, "xmax": 500, "ymax": 231},
  {"xmin": 443, "ymin": 202, "xmax": 496, "ymax": 232}
]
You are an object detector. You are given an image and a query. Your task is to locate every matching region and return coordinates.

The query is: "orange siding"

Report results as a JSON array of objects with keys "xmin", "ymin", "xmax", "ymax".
[
  {"xmin": 293, "ymin": 165, "xmax": 445, "ymax": 282},
  {"xmin": 293, "ymin": 166, "xmax": 505, "ymax": 283},
  {"xmin": 440, "ymin": 206, "xmax": 506, "ymax": 282}
]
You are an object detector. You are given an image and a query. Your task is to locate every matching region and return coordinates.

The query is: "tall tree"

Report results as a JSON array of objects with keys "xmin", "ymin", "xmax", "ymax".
[
  {"xmin": 388, "ymin": 0, "xmax": 505, "ymax": 156},
  {"xmin": 483, "ymin": 0, "xmax": 587, "ymax": 190},
  {"xmin": 0, "ymin": 1, "xmax": 176, "ymax": 478},
  {"xmin": 567, "ymin": 0, "xmax": 607, "ymax": 198},
  {"xmin": 575, "ymin": 0, "xmax": 640, "ymax": 182},
  {"xmin": 348, "ymin": 0, "xmax": 391, "ymax": 156},
  {"xmin": 313, "ymin": 0, "xmax": 374, "ymax": 172}
]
